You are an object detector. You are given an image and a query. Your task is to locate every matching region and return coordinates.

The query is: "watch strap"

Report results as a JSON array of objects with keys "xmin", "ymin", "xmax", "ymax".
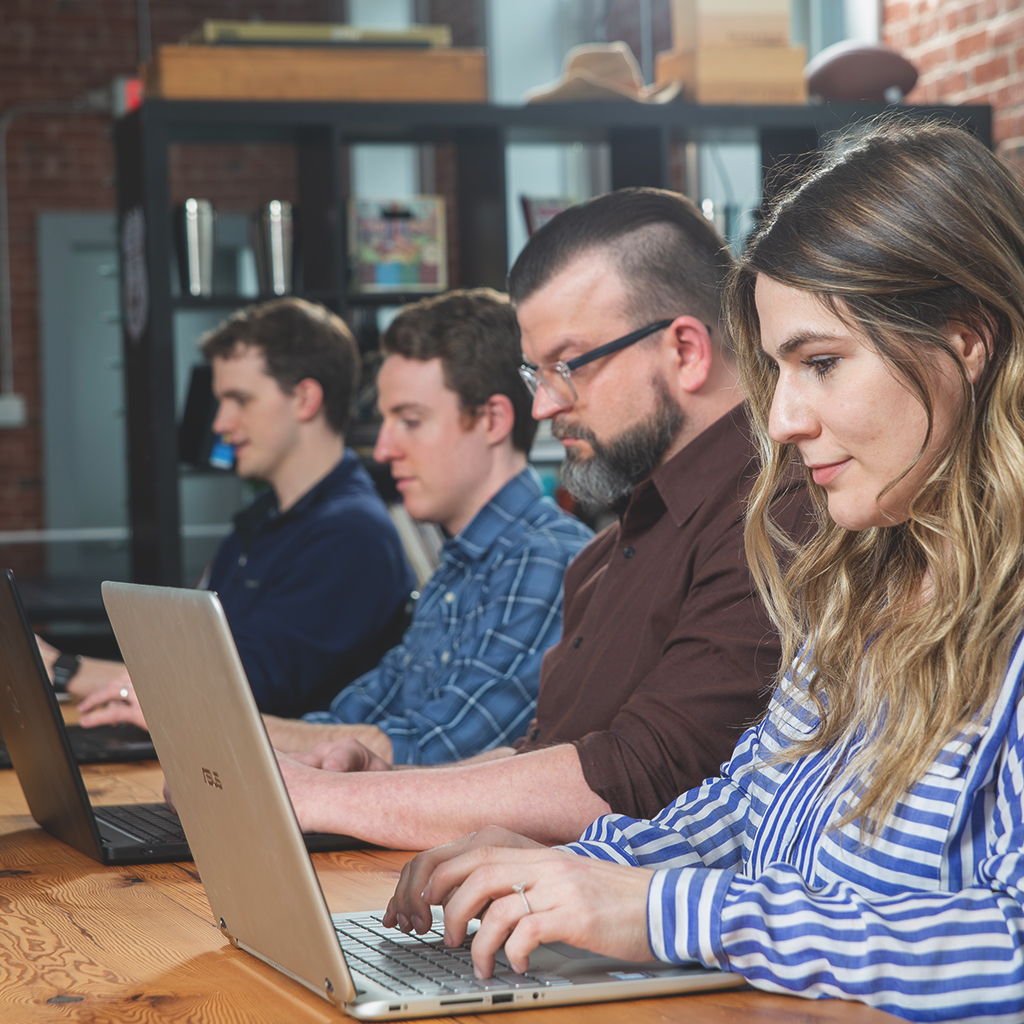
[{"xmin": 52, "ymin": 652, "xmax": 82, "ymax": 693}]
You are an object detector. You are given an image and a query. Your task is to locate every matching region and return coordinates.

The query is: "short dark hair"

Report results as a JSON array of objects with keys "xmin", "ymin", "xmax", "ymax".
[
  {"xmin": 507, "ymin": 187, "xmax": 735, "ymax": 352},
  {"xmin": 381, "ymin": 288, "xmax": 537, "ymax": 453},
  {"xmin": 199, "ymin": 297, "xmax": 359, "ymax": 435}
]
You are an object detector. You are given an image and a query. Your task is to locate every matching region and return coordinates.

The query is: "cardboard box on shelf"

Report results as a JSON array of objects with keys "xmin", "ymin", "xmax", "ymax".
[
  {"xmin": 671, "ymin": 0, "xmax": 791, "ymax": 50},
  {"xmin": 142, "ymin": 45, "xmax": 487, "ymax": 102},
  {"xmin": 656, "ymin": 45, "xmax": 807, "ymax": 104}
]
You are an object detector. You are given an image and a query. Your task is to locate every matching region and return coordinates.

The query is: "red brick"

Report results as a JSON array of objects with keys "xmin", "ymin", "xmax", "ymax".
[
  {"xmin": 937, "ymin": 70, "xmax": 970, "ymax": 96},
  {"xmin": 974, "ymin": 53, "xmax": 1012, "ymax": 83},
  {"xmin": 992, "ymin": 11, "xmax": 1024, "ymax": 47},
  {"xmin": 923, "ymin": 45, "xmax": 960, "ymax": 76},
  {"xmin": 956, "ymin": 27, "xmax": 991, "ymax": 60}
]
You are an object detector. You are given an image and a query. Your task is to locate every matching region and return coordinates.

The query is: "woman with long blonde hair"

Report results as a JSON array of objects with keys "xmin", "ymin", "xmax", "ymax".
[{"xmin": 384, "ymin": 119, "xmax": 1024, "ymax": 1021}]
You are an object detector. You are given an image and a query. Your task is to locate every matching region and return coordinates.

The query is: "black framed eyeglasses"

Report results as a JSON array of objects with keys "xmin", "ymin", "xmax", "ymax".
[{"xmin": 519, "ymin": 319, "xmax": 676, "ymax": 406}]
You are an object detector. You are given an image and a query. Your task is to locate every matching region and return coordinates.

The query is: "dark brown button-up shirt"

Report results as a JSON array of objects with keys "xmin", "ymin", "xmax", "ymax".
[{"xmin": 515, "ymin": 403, "xmax": 808, "ymax": 819}]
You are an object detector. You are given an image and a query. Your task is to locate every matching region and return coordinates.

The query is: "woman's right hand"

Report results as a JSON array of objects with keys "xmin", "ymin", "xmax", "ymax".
[
  {"xmin": 385, "ymin": 825, "xmax": 654, "ymax": 979},
  {"xmin": 385, "ymin": 826, "xmax": 544, "ymax": 935}
]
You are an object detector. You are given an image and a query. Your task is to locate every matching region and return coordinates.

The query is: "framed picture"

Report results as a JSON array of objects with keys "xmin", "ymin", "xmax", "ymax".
[{"xmin": 349, "ymin": 196, "xmax": 447, "ymax": 293}]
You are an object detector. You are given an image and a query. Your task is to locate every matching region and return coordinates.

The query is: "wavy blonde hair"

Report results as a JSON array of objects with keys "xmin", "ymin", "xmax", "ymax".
[{"xmin": 730, "ymin": 118, "xmax": 1024, "ymax": 832}]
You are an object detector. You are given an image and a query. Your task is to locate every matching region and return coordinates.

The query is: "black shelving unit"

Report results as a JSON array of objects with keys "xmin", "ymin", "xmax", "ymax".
[{"xmin": 114, "ymin": 98, "xmax": 991, "ymax": 586}]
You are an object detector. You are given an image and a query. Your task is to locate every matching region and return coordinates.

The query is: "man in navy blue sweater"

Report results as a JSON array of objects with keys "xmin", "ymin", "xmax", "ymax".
[{"xmin": 68, "ymin": 298, "xmax": 414, "ymax": 718}]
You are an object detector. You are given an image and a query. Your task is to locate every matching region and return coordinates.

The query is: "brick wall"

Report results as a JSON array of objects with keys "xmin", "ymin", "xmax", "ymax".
[
  {"xmin": 884, "ymin": 0, "xmax": 1024, "ymax": 176},
  {"xmin": 0, "ymin": 0, "xmax": 483, "ymax": 555}
]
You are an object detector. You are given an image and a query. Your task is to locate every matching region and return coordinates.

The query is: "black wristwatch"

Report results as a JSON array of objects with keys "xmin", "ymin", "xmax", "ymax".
[{"xmin": 52, "ymin": 652, "xmax": 82, "ymax": 693}]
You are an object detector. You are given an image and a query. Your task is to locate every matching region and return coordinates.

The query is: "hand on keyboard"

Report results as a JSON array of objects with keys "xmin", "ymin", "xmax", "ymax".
[{"xmin": 390, "ymin": 827, "xmax": 656, "ymax": 979}]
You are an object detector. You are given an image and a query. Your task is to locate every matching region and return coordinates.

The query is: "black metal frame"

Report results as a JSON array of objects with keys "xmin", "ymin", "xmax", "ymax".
[{"xmin": 114, "ymin": 98, "xmax": 992, "ymax": 585}]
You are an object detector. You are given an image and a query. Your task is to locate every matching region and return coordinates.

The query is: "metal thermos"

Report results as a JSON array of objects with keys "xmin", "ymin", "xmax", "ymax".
[
  {"xmin": 174, "ymin": 198, "xmax": 216, "ymax": 297},
  {"xmin": 251, "ymin": 200, "xmax": 294, "ymax": 296}
]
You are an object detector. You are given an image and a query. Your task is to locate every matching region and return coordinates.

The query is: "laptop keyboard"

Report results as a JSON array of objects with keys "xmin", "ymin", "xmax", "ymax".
[
  {"xmin": 95, "ymin": 802, "xmax": 188, "ymax": 845},
  {"xmin": 334, "ymin": 913, "xmax": 574, "ymax": 996}
]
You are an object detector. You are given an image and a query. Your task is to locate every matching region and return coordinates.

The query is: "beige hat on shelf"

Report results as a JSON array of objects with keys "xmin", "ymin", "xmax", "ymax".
[{"xmin": 524, "ymin": 41, "xmax": 681, "ymax": 104}]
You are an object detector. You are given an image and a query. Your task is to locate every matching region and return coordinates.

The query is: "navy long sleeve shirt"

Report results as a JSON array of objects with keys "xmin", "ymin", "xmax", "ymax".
[{"xmin": 205, "ymin": 450, "xmax": 415, "ymax": 717}]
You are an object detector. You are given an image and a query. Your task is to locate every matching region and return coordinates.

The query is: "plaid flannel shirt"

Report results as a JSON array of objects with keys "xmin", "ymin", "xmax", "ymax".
[{"xmin": 303, "ymin": 468, "xmax": 592, "ymax": 764}]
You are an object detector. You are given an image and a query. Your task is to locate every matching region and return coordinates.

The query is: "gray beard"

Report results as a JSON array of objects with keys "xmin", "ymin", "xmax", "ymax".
[{"xmin": 555, "ymin": 378, "xmax": 684, "ymax": 507}]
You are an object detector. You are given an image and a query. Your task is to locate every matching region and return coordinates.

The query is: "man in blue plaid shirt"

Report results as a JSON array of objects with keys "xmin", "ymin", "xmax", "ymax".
[{"xmin": 265, "ymin": 289, "xmax": 592, "ymax": 765}]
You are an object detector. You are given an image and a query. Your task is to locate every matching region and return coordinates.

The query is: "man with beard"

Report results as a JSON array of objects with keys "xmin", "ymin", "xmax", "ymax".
[{"xmin": 273, "ymin": 188, "xmax": 807, "ymax": 849}]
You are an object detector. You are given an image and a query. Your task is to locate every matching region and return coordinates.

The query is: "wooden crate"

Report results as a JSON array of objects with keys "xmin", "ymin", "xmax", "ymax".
[
  {"xmin": 656, "ymin": 45, "xmax": 807, "ymax": 104},
  {"xmin": 142, "ymin": 45, "xmax": 487, "ymax": 102},
  {"xmin": 671, "ymin": 0, "xmax": 791, "ymax": 50}
]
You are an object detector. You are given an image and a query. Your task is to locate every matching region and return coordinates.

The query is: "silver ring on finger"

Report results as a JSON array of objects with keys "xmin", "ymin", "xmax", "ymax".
[{"xmin": 512, "ymin": 881, "xmax": 531, "ymax": 914}]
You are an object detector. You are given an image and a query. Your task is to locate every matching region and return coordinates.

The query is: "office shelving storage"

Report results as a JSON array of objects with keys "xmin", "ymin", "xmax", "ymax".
[{"xmin": 114, "ymin": 98, "xmax": 991, "ymax": 586}]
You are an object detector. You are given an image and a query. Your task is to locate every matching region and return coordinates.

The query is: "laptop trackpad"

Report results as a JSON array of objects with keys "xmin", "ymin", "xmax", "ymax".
[{"xmin": 502, "ymin": 943, "xmax": 699, "ymax": 982}]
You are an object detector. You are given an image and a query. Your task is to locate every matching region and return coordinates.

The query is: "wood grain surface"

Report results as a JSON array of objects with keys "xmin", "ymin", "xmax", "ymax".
[{"xmin": 0, "ymin": 765, "xmax": 898, "ymax": 1023}]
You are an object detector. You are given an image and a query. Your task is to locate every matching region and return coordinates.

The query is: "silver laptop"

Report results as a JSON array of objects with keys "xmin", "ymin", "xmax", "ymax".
[{"xmin": 102, "ymin": 582, "xmax": 743, "ymax": 1020}]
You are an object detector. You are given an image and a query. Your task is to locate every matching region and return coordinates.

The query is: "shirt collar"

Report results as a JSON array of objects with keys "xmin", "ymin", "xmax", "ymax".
[
  {"xmin": 233, "ymin": 449, "xmax": 361, "ymax": 545},
  {"xmin": 626, "ymin": 403, "xmax": 752, "ymax": 530},
  {"xmin": 442, "ymin": 467, "xmax": 544, "ymax": 564}
]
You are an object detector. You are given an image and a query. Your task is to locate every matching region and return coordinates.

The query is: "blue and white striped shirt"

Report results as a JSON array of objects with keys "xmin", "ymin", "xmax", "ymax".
[
  {"xmin": 304, "ymin": 468, "xmax": 592, "ymax": 764},
  {"xmin": 566, "ymin": 630, "xmax": 1024, "ymax": 1022}
]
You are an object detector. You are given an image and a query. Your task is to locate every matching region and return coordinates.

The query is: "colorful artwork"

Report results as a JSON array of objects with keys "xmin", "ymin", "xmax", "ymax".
[{"xmin": 349, "ymin": 196, "xmax": 447, "ymax": 293}]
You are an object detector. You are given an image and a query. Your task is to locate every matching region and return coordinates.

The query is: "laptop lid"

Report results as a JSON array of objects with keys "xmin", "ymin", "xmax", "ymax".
[
  {"xmin": 102, "ymin": 581, "xmax": 356, "ymax": 1010},
  {"xmin": 0, "ymin": 570, "xmax": 106, "ymax": 861},
  {"xmin": 103, "ymin": 582, "xmax": 745, "ymax": 1019}
]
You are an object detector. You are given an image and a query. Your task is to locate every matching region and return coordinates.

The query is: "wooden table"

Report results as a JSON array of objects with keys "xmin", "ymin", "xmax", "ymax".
[{"xmin": 0, "ymin": 763, "xmax": 898, "ymax": 1023}]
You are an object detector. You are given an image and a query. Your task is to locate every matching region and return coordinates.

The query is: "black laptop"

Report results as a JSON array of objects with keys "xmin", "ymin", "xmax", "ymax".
[
  {"xmin": 0, "ymin": 570, "xmax": 190, "ymax": 863},
  {"xmin": 0, "ymin": 722, "xmax": 156, "ymax": 771},
  {"xmin": 0, "ymin": 570, "xmax": 364, "ymax": 864}
]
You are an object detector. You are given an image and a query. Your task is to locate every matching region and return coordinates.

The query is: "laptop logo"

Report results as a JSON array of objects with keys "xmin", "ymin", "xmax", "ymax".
[{"xmin": 202, "ymin": 767, "xmax": 223, "ymax": 789}]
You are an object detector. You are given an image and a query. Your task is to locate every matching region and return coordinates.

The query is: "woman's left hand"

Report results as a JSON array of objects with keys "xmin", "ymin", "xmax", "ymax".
[
  {"xmin": 423, "ymin": 845, "xmax": 655, "ymax": 978},
  {"xmin": 77, "ymin": 677, "xmax": 148, "ymax": 731}
]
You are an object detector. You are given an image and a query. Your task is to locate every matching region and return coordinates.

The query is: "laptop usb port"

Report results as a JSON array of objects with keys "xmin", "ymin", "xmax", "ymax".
[{"xmin": 492, "ymin": 994, "xmax": 514, "ymax": 1004}]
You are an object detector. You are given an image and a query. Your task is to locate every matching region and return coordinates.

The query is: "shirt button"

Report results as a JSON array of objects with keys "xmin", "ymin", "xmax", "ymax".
[
  {"xmin": 623, "ymin": 546, "xmax": 635, "ymax": 559},
  {"xmin": 440, "ymin": 651, "xmax": 450, "ymax": 664},
  {"xmin": 238, "ymin": 554, "xmax": 247, "ymax": 567},
  {"xmin": 444, "ymin": 592, "xmax": 455, "ymax": 603},
  {"xmin": 573, "ymin": 637, "xmax": 583, "ymax": 648}
]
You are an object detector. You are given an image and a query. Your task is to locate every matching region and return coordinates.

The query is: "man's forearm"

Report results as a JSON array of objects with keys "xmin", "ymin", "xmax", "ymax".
[
  {"xmin": 387, "ymin": 746, "xmax": 516, "ymax": 770},
  {"xmin": 286, "ymin": 743, "xmax": 611, "ymax": 848}
]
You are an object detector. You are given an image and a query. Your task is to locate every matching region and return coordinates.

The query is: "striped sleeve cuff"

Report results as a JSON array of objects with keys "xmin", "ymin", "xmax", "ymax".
[{"xmin": 648, "ymin": 867, "xmax": 734, "ymax": 968}]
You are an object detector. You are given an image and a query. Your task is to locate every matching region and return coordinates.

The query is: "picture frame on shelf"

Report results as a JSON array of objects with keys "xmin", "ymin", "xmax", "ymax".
[{"xmin": 348, "ymin": 196, "xmax": 447, "ymax": 294}]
